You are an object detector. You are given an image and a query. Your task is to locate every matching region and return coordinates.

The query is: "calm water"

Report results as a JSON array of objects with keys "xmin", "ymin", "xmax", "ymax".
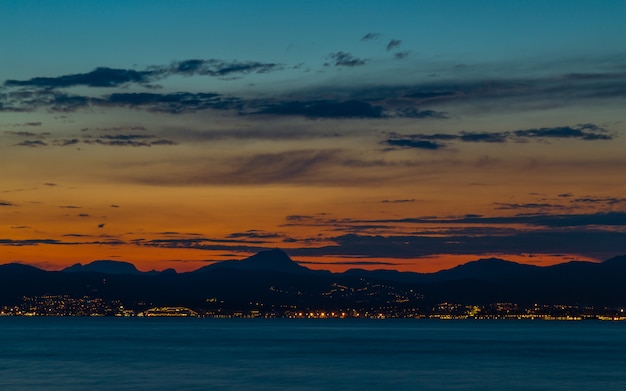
[{"xmin": 0, "ymin": 318, "xmax": 625, "ymax": 390}]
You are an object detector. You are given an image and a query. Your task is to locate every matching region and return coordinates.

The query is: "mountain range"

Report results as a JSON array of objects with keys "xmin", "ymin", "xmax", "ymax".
[{"xmin": 1, "ymin": 249, "xmax": 625, "ymax": 310}]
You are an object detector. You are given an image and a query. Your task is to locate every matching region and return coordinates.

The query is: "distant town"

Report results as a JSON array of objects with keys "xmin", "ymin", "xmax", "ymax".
[{"xmin": 2, "ymin": 294, "xmax": 626, "ymax": 321}]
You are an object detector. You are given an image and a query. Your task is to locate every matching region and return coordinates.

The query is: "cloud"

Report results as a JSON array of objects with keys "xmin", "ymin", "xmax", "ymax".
[
  {"xmin": 360, "ymin": 33, "xmax": 381, "ymax": 41},
  {"xmin": 0, "ymin": 201, "xmax": 14, "ymax": 206},
  {"xmin": 394, "ymin": 51, "xmax": 410, "ymax": 60},
  {"xmin": 386, "ymin": 39, "xmax": 401, "ymax": 51},
  {"xmin": 81, "ymin": 134, "xmax": 177, "ymax": 147},
  {"xmin": 52, "ymin": 139, "xmax": 81, "ymax": 146},
  {"xmin": 4, "ymin": 67, "xmax": 156, "ymax": 88},
  {"xmin": 286, "ymin": 215, "xmax": 315, "ymax": 222},
  {"xmin": 381, "ymin": 199, "xmax": 415, "ymax": 203},
  {"xmin": 0, "ymin": 238, "xmax": 123, "ymax": 247},
  {"xmin": 287, "ymin": 229, "xmax": 626, "ymax": 260},
  {"xmin": 256, "ymin": 100, "xmax": 385, "ymax": 119},
  {"xmin": 366, "ymin": 211, "xmax": 626, "ymax": 227},
  {"xmin": 221, "ymin": 150, "xmax": 341, "ymax": 184},
  {"xmin": 493, "ymin": 203, "xmax": 568, "ymax": 211},
  {"xmin": 385, "ymin": 138, "xmax": 444, "ymax": 150},
  {"xmin": 59, "ymin": 205, "xmax": 81, "ymax": 209},
  {"xmin": 1, "ymin": 121, "xmax": 42, "ymax": 127},
  {"xmin": 385, "ymin": 123, "xmax": 613, "ymax": 150},
  {"xmin": 15, "ymin": 140, "xmax": 47, "ymax": 147},
  {"xmin": 226, "ymin": 230, "xmax": 283, "ymax": 240},
  {"xmin": 3, "ymin": 59, "xmax": 283, "ymax": 90},
  {"xmin": 5, "ymin": 131, "xmax": 39, "ymax": 137},
  {"xmin": 572, "ymin": 196, "xmax": 626, "ymax": 205},
  {"xmin": 81, "ymin": 126, "xmax": 147, "ymax": 132},
  {"xmin": 513, "ymin": 125, "xmax": 613, "ymax": 141},
  {"xmin": 395, "ymin": 107, "xmax": 448, "ymax": 119},
  {"xmin": 325, "ymin": 52, "xmax": 368, "ymax": 67},
  {"xmin": 101, "ymin": 92, "xmax": 241, "ymax": 114},
  {"xmin": 0, "ymin": 239, "xmax": 61, "ymax": 246},
  {"xmin": 167, "ymin": 59, "xmax": 282, "ymax": 77}
]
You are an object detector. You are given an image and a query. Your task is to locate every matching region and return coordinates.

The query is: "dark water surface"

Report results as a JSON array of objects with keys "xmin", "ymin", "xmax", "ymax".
[{"xmin": 1, "ymin": 318, "xmax": 625, "ymax": 390}]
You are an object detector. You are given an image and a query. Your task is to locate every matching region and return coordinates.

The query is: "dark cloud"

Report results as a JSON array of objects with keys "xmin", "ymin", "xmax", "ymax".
[
  {"xmin": 3, "ymin": 60, "xmax": 282, "ymax": 90},
  {"xmin": 381, "ymin": 199, "xmax": 415, "ymax": 203},
  {"xmin": 256, "ymin": 100, "xmax": 385, "ymax": 119},
  {"xmin": 493, "ymin": 203, "xmax": 568, "ymax": 210},
  {"xmin": 404, "ymin": 91, "xmax": 457, "ymax": 100},
  {"xmin": 385, "ymin": 138, "xmax": 444, "ymax": 150},
  {"xmin": 101, "ymin": 92, "xmax": 241, "ymax": 113},
  {"xmin": 325, "ymin": 52, "xmax": 368, "ymax": 67},
  {"xmin": 227, "ymin": 230, "xmax": 283, "ymax": 240},
  {"xmin": 15, "ymin": 140, "xmax": 47, "ymax": 147},
  {"xmin": 43, "ymin": 183, "xmax": 57, "ymax": 186},
  {"xmin": 386, "ymin": 39, "xmax": 402, "ymax": 51},
  {"xmin": 5, "ymin": 131, "xmax": 38, "ymax": 137},
  {"xmin": 110, "ymin": 205, "xmax": 120, "ymax": 208},
  {"xmin": 2, "ymin": 121, "xmax": 42, "ymax": 127},
  {"xmin": 79, "ymin": 133, "xmax": 177, "ymax": 147},
  {"xmin": 53, "ymin": 139, "xmax": 81, "ymax": 146},
  {"xmin": 572, "ymin": 196, "xmax": 626, "ymax": 205},
  {"xmin": 98, "ymin": 223, "xmax": 105, "ymax": 228},
  {"xmin": 59, "ymin": 205, "xmax": 81, "ymax": 209},
  {"xmin": 0, "ymin": 238, "xmax": 123, "ymax": 247},
  {"xmin": 394, "ymin": 51, "xmax": 410, "ymax": 60},
  {"xmin": 0, "ymin": 239, "xmax": 61, "ymax": 246},
  {"xmin": 385, "ymin": 123, "xmax": 612, "ymax": 150},
  {"xmin": 0, "ymin": 201, "xmax": 14, "ymax": 206},
  {"xmin": 514, "ymin": 125, "xmax": 612, "ymax": 140},
  {"xmin": 82, "ymin": 138, "xmax": 177, "ymax": 147},
  {"xmin": 287, "ymin": 229, "xmax": 626, "ymax": 260},
  {"xmin": 167, "ymin": 59, "xmax": 282, "ymax": 77},
  {"xmin": 4, "ymin": 67, "xmax": 156, "ymax": 88},
  {"xmin": 395, "ymin": 107, "xmax": 448, "ymax": 119},
  {"xmin": 366, "ymin": 211, "xmax": 626, "ymax": 227},
  {"xmin": 81, "ymin": 126, "xmax": 147, "ymax": 132},
  {"xmin": 286, "ymin": 215, "xmax": 315, "ymax": 222},
  {"xmin": 360, "ymin": 33, "xmax": 381, "ymax": 41}
]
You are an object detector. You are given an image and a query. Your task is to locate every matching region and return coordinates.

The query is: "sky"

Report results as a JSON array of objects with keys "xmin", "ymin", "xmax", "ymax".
[{"xmin": 1, "ymin": 0, "xmax": 625, "ymax": 272}]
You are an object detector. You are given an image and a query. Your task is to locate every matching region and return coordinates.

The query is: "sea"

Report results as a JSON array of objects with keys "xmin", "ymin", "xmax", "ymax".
[{"xmin": 1, "ymin": 318, "xmax": 625, "ymax": 390}]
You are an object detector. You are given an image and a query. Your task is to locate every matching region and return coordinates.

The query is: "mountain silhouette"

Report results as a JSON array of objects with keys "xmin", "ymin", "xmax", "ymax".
[
  {"xmin": 344, "ymin": 258, "xmax": 539, "ymax": 284},
  {"xmin": 2, "ymin": 250, "xmax": 626, "ymax": 309},
  {"xmin": 63, "ymin": 260, "xmax": 141, "ymax": 275},
  {"xmin": 194, "ymin": 248, "xmax": 314, "ymax": 275}
]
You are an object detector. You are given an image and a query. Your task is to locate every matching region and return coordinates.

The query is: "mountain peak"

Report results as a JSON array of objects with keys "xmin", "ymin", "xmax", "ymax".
[
  {"xmin": 63, "ymin": 260, "xmax": 141, "ymax": 275},
  {"xmin": 245, "ymin": 248, "xmax": 293, "ymax": 264},
  {"xmin": 195, "ymin": 248, "xmax": 312, "ymax": 274}
]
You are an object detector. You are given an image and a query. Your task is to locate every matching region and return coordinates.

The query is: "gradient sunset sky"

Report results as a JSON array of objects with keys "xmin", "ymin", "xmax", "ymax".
[{"xmin": 1, "ymin": 1, "xmax": 625, "ymax": 272}]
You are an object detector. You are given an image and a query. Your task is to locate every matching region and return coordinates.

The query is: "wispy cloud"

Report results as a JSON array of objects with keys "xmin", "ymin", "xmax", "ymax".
[
  {"xmin": 384, "ymin": 123, "xmax": 613, "ymax": 150},
  {"xmin": 386, "ymin": 39, "xmax": 401, "ymax": 51},
  {"xmin": 324, "ymin": 52, "xmax": 368, "ymax": 67},
  {"xmin": 360, "ymin": 32, "xmax": 381, "ymax": 41},
  {"xmin": 3, "ymin": 59, "xmax": 284, "ymax": 89}
]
